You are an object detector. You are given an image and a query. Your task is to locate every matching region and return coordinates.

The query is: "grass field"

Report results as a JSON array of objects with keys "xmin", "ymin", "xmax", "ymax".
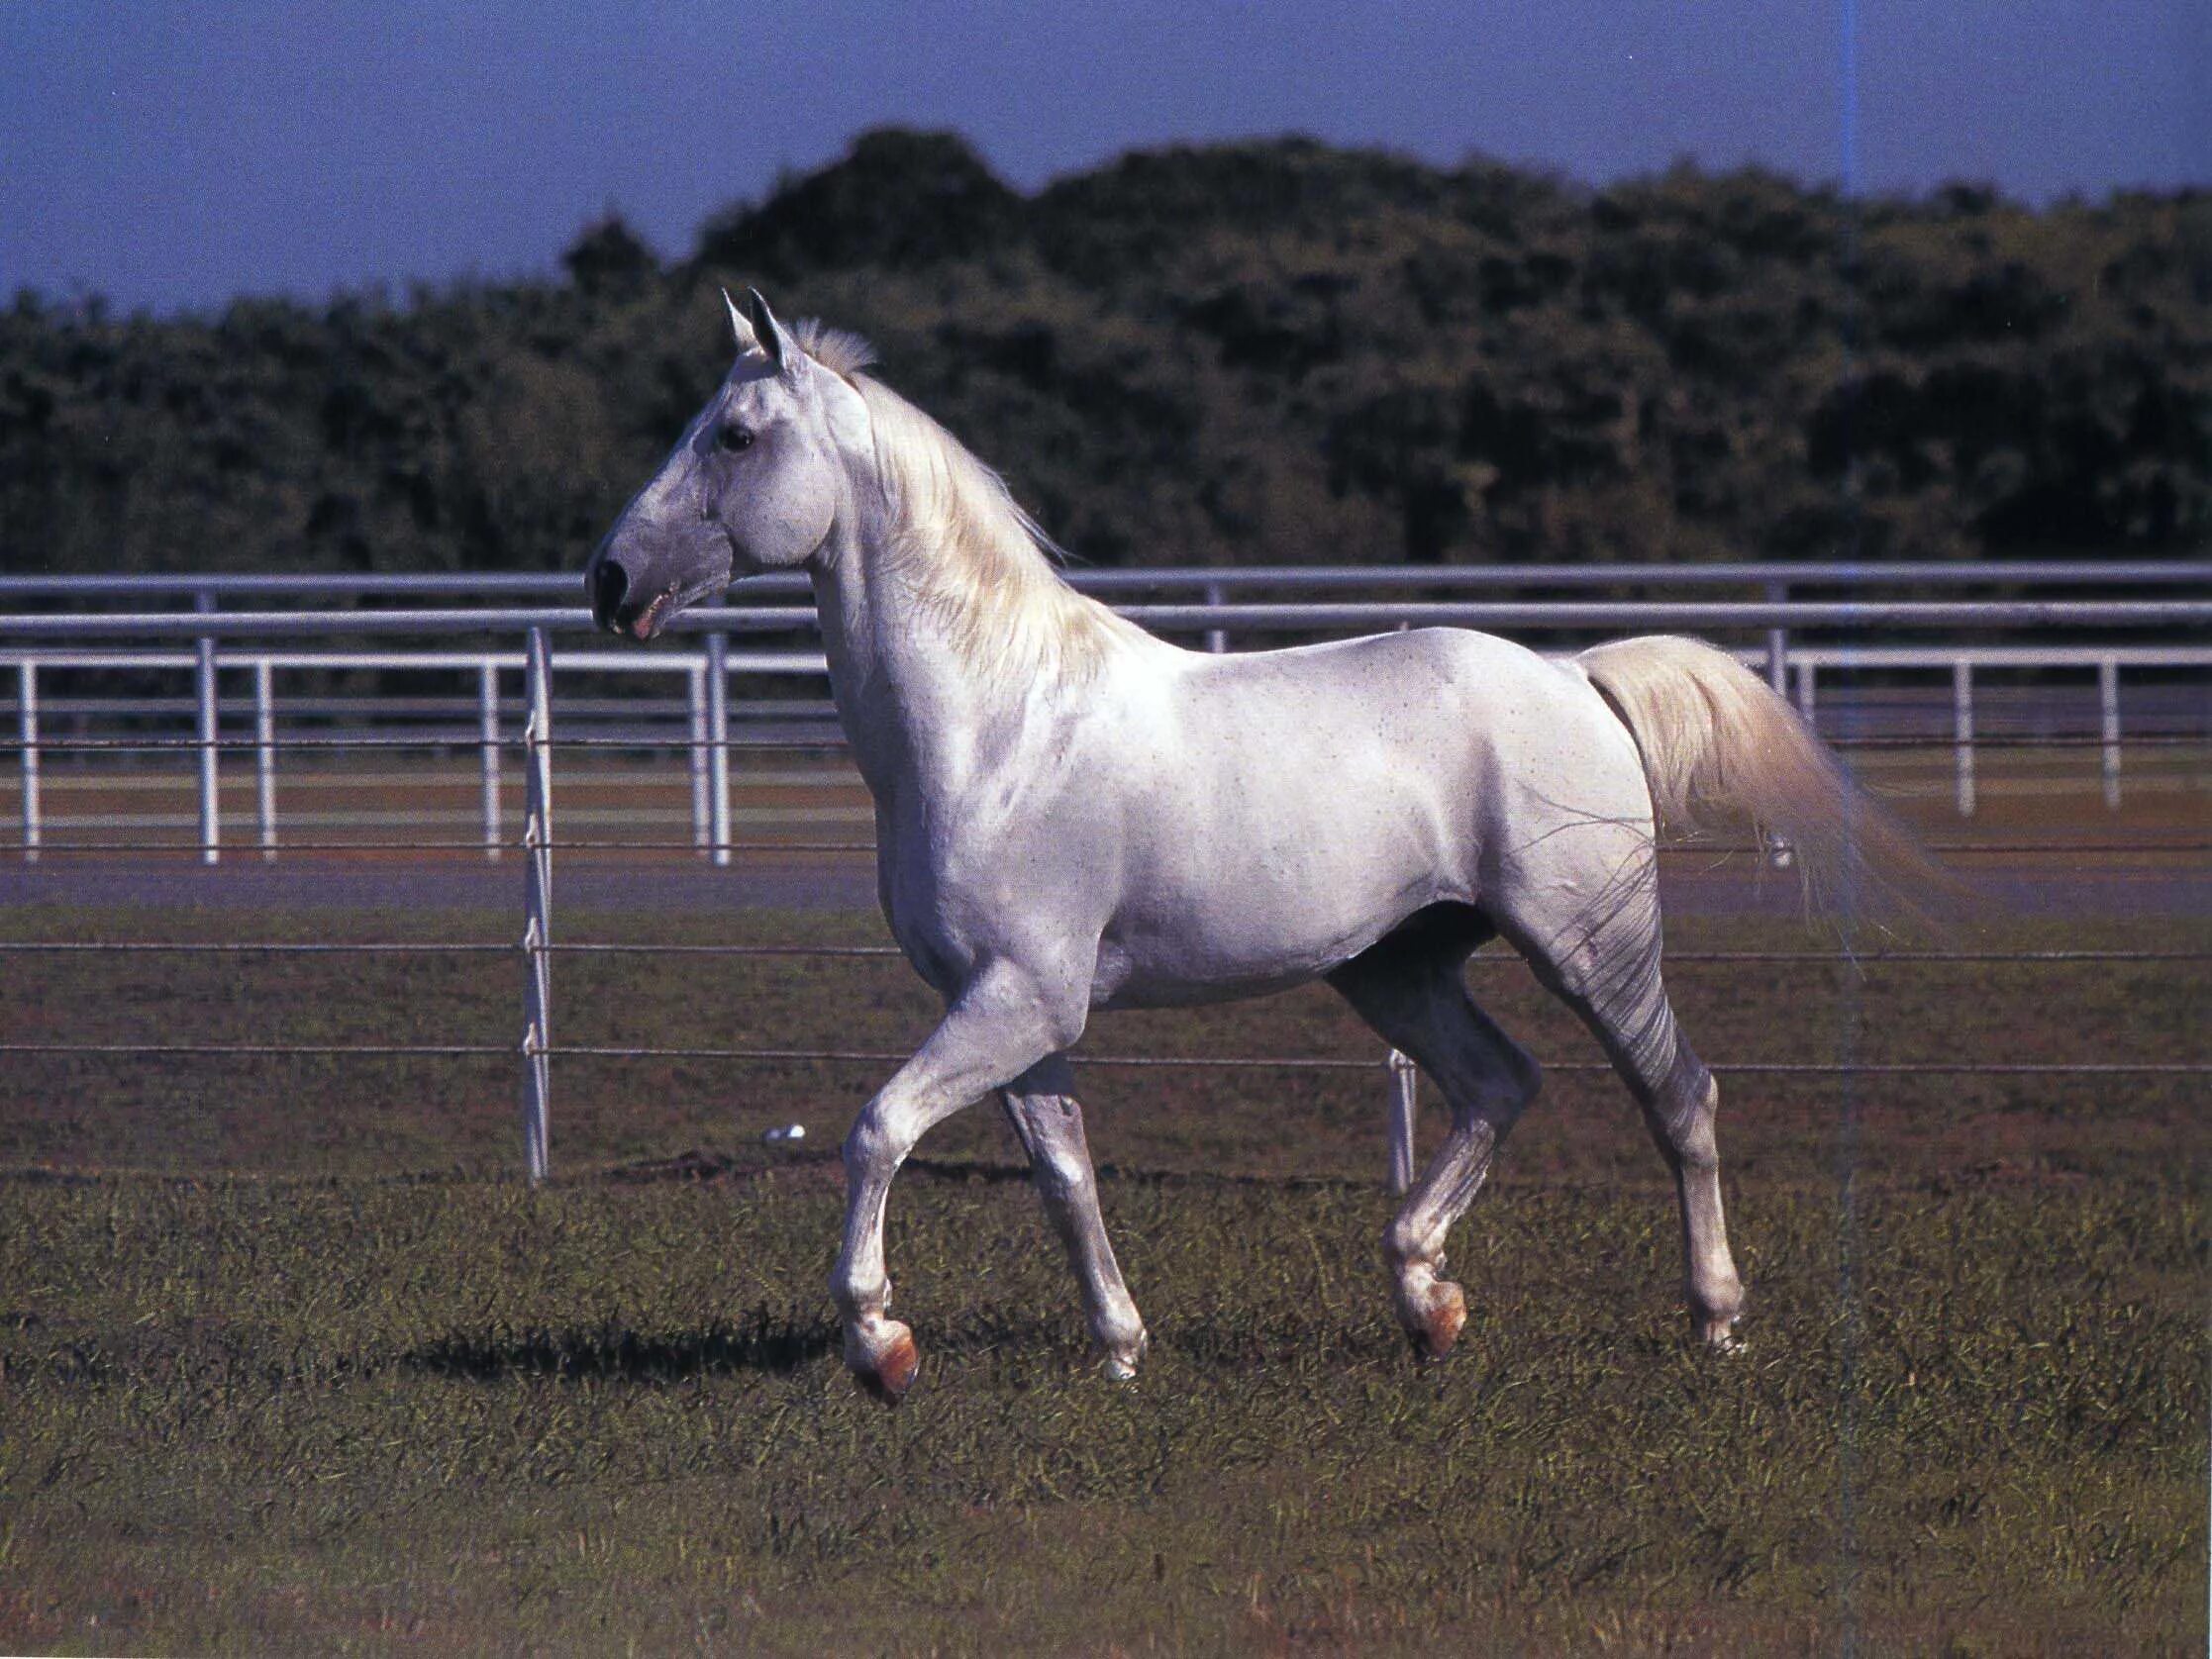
[{"xmin": 1, "ymin": 898, "xmax": 2206, "ymax": 1653}]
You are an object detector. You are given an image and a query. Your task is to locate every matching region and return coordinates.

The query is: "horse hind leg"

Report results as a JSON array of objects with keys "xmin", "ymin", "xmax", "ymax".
[
  {"xmin": 1646, "ymin": 1060, "xmax": 1746, "ymax": 1349},
  {"xmin": 1499, "ymin": 867, "xmax": 1746, "ymax": 1349},
  {"xmin": 1328, "ymin": 933, "xmax": 1541, "ymax": 1362}
]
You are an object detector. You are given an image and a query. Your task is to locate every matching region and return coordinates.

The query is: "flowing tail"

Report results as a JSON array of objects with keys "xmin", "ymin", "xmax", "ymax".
[{"xmin": 1577, "ymin": 634, "xmax": 1956, "ymax": 927}]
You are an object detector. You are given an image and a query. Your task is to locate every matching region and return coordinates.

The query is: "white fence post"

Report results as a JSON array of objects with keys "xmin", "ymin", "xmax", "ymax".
[
  {"xmin": 478, "ymin": 659, "xmax": 502, "ymax": 861},
  {"xmin": 17, "ymin": 661, "xmax": 39, "ymax": 864},
  {"xmin": 687, "ymin": 661, "xmax": 711, "ymax": 854},
  {"xmin": 519, "ymin": 628, "xmax": 554, "ymax": 1184},
  {"xmin": 1205, "ymin": 580, "xmax": 1228, "ymax": 654},
  {"xmin": 1765, "ymin": 579, "xmax": 1794, "ymax": 868},
  {"xmin": 2098, "ymin": 658, "xmax": 2122, "ymax": 812},
  {"xmin": 1796, "ymin": 660, "xmax": 1817, "ymax": 723},
  {"xmin": 252, "ymin": 659, "xmax": 276, "ymax": 860},
  {"xmin": 707, "ymin": 631, "xmax": 732, "ymax": 868},
  {"xmin": 1386, "ymin": 1049, "xmax": 1419, "ymax": 1197},
  {"xmin": 1764, "ymin": 580, "xmax": 1789, "ymax": 700},
  {"xmin": 1953, "ymin": 661, "xmax": 1976, "ymax": 818},
  {"xmin": 195, "ymin": 591, "xmax": 221, "ymax": 865}
]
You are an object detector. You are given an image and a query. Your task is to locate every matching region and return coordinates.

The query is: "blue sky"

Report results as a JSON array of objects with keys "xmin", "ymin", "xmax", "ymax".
[{"xmin": 3, "ymin": 0, "xmax": 2204, "ymax": 315}]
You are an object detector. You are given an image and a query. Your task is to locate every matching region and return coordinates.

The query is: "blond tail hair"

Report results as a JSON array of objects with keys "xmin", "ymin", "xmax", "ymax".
[{"xmin": 1577, "ymin": 634, "xmax": 1957, "ymax": 927}]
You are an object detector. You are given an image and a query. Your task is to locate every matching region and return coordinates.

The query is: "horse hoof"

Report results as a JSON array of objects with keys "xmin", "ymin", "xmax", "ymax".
[
  {"xmin": 1414, "ymin": 1282, "xmax": 1467, "ymax": 1362},
  {"xmin": 855, "ymin": 1326, "xmax": 921, "ymax": 1407},
  {"xmin": 1699, "ymin": 1317, "xmax": 1745, "ymax": 1354},
  {"xmin": 1099, "ymin": 1325, "xmax": 1149, "ymax": 1383}
]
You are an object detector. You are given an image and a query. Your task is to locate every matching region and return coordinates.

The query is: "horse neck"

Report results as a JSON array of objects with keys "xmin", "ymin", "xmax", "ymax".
[{"xmin": 805, "ymin": 513, "xmax": 1019, "ymax": 802}]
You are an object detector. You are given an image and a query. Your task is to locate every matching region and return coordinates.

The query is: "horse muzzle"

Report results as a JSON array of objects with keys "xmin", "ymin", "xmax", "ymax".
[{"xmin": 583, "ymin": 542, "xmax": 685, "ymax": 641}]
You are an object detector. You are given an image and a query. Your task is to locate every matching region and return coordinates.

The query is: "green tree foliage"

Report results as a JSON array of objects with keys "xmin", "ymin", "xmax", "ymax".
[{"xmin": 2, "ymin": 133, "xmax": 2204, "ymax": 577}]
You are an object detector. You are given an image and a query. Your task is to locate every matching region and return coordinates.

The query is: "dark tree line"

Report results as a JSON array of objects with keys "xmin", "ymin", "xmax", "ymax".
[{"xmin": 2, "ymin": 129, "xmax": 2204, "ymax": 580}]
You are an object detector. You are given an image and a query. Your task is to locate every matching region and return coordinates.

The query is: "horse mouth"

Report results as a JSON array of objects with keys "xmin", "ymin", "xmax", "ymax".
[{"xmin": 629, "ymin": 589, "xmax": 676, "ymax": 641}]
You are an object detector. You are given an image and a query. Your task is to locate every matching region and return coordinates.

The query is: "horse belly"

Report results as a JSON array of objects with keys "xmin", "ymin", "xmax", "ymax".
[{"xmin": 1094, "ymin": 768, "xmax": 1468, "ymax": 1009}]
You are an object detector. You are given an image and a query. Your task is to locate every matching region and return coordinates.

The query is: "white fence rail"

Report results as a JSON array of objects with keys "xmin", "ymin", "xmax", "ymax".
[{"xmin": 4, "ymin": 638, "xmax": 2208, "ymax": 857}]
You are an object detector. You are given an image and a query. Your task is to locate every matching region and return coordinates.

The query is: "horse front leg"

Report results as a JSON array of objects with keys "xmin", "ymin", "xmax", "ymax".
[
  {"xmin": 832, "ymin": 963, "xmax": 1081, "ymax": 1404},
  {"xmin": 1000, "ymin": 1056, "xmax": 1148, "ymax": 1379}
]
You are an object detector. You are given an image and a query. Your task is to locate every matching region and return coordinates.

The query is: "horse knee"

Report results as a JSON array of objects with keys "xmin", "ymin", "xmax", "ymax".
[{"xmin": 844, "ymin": 1088, "xmax": 932, "ymax": 1181}]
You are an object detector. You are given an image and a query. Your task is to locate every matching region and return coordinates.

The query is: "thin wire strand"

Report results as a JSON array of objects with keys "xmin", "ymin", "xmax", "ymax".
[
  {"xmin": 1, "ymin": 731, "xmax": 2203, "ymax": 755},
  {"xmin": 0, "ymin": 940, "xmax": 2199, "ymax": 965},
  {"xmin": 3, "ymin": 838, "xmax": 2204, "ymax": 855},
  {"xmin": 0, "ymin": 1040, "xmax": 2197, "ymax": 1076}
]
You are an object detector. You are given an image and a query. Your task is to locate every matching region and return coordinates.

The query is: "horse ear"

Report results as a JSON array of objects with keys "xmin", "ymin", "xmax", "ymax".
[
  {"xmin": 721, "ymin": 287, "xmax": 757, "ymax": 352},
  {"xmin": 745, "ymin": 287, "xmax": 796, "ymax": 376}
]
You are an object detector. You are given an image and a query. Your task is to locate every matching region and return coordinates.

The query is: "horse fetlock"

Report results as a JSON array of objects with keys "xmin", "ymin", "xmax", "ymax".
[
  {"xmin": 1382, "ymin": 1218, "xmax": 1448, "ymax": 1277},
  {"xmin": 1689, "ymin": 1271, "xmax": 1746, "ymax": 1349},
  {"xmin": 829, "ymin": 1261, "xmax": 891, "ymax": 1322}
]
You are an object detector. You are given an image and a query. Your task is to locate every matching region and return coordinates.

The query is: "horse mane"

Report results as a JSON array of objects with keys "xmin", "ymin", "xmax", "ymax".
[{"xmin": 790, "ymin": 320, "xmax": 1141, "ymax": 684}]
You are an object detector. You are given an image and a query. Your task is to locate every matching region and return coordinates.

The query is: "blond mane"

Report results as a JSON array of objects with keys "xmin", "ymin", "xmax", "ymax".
[{"xmin": 790, "ymin": 321, "xmax": 1141, "ymax": 684}]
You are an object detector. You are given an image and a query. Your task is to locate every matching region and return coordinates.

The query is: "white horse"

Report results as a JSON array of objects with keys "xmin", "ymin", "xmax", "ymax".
[{"xmin": 584, "ymin": 291, "xmax": 1940, "ymax": 1403}]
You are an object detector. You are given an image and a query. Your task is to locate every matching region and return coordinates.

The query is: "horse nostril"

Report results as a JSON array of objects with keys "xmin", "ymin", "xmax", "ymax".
[{"xmin": 591, "ymin": 559, "xmax": 629, "ymax": 627}]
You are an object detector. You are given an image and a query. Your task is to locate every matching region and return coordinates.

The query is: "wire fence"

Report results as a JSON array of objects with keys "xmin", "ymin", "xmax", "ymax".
[
  {"xmin": 4, "ymin": 837, "xmax": 2207, "ymax": 857},
  {"xmin": 5, "ymin": 731, "xmax": 2211, "ymax": 753},
  {"xmin": 0, "ymin": 1039, "xmax": 2196, "ymax": 1079},
  {"xmin": 7, "ymin": 576, "xmax": 2208, "ymax": 1181},
  {"xmin": 1, "ymin": 940, "xmax": 2201, "ymax": 962}
]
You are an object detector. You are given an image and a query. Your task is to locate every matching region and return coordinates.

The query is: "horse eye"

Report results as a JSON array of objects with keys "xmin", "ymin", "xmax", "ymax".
[{"xmin": 717, "ymin": 423, "xmax": 754, "ymax": 454}]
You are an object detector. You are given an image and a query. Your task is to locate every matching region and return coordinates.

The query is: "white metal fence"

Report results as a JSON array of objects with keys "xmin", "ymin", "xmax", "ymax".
[{"xmin": 4, "ymin": 561, "xmax": 2207, "ymax": 1181}]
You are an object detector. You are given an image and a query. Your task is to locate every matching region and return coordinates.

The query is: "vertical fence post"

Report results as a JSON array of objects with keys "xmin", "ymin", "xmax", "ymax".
[
  {"xmin": 1953, "ymin": 660, "xmax": 1976, "ymax": 819},
  {"xmin": 18, "ymin": 661, "xmax": 39, "ymax": 865},
  {"xmin": 1204, "ymin": 580, "xmax": 1228, "ymax": 654},
  {"xmin": 687, "ymin": 660, "xmax": 711, "ymax": 854},
  {"xmin": 478, "ymin": 659, "xmax": 503, "ymax": 862},
  {"xmin": 252, "ymin": 659, "xmax": 277, "ymax": 860},
  {"xmin": 519, "ymin": 629, "xmax": 554, "ymax": 1185},
  {"xmin": 2098, "ymin": 658, "xmax": 2122, "ymax": 812},
  {"xmin": 195, "ymin": 591, "xmax": 221, "ymax": 865},
  {"xmin": 1796, "ymin": 661, "xmax": 1817, "ymax": 724},
  {"xmin": 1764, "ymin": 580, "xmax": 1794, "ymax": 868},
  {"xmin": 1764, "ymin": 581, "xmax": 1789, "ymax": 700},
  {"xmin": 1386, "ymin": 1049, "xmax": 1419, "ymax": 1197},
  {"xmin": 707, "ymin": 631, "xmax": 732, "ymax": 868}
]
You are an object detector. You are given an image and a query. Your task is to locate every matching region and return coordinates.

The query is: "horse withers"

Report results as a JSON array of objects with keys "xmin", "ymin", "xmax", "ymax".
[{"xmin": 583, "ymin": 291, "xmax": 1944, "ymax": 1403}]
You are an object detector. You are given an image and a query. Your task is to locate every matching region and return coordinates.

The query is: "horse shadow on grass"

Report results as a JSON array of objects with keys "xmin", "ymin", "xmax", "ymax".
[
  {"xmin": 401, "ymin": 1308, "xmax": 1101, "ymax": 1384},
  {"xmin": 404, "ymin": 1308, "xmax": 836, "ymax": 1383}
]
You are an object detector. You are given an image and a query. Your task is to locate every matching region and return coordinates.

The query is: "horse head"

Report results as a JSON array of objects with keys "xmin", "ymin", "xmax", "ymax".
[{"xmin": 583, "ymin": 289, "xmax": 865, "ymax": 638}]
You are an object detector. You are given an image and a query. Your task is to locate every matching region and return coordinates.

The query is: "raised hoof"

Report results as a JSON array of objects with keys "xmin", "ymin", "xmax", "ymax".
[
  {"xmin": 854, "ymin": 1327, "xmax": 921, "ymax": 1407},
  {"xmin": 1410, "ymin": 1282, "xmax": 1468, "ymax": 1363}
]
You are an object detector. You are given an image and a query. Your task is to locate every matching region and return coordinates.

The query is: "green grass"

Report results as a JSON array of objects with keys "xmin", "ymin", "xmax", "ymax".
[
  {"xmin": 2, "ymin": 1173, "xmax": 2201, "ymax": 1654},
  {"xmin": 0, "ymin": 906, "xmax": 2201, "ymax": 1188},
  {"xmin": 0, "ymin": 904, "xmax": 2205, "ymax": 1652}
]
